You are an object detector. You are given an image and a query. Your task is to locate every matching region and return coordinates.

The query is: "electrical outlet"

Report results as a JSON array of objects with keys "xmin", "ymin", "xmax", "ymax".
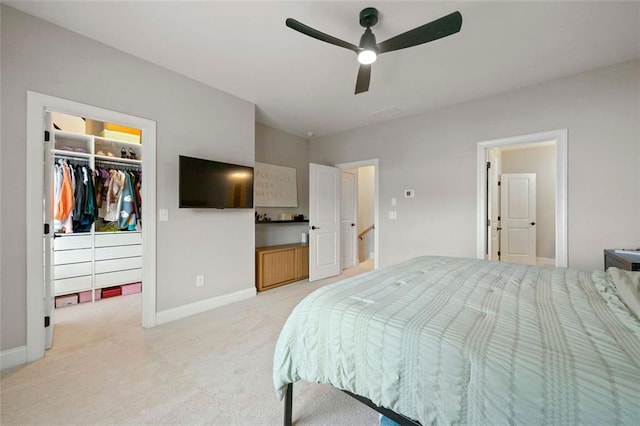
[{"xmin": 196, "ymin": 275, "xmax": 205, "ymax": 287}]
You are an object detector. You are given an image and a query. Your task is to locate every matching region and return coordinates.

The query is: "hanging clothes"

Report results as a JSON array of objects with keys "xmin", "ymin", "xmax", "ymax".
[
  {"xmin": 72, "ymin": 165, "xmax": 98, "ymax": 233},
  {"xmin": 103, "ymin": 169, "xmax": 125, "ymax": 222},
  {"xmin": 53, "ymin": 161, "xmax": 75, "ymax": 233},
  {"xmin": 54, "ymin": 162, "xmax": 73, "ymax": 221},
  {"xmin": 52, "ymin": 159, "xmax": 97, "ymax": 233},
  {"xmin": 84, "ymin": 168, "xmax": 97, "ymax": 222},
  {"xmin": 117, "ymin": 171, "xmax": 137, "ymax": 230},
  {"xmin": 95, "ymin": 165, "xmax": 142, "ymax": 231},
  {"xmin": 134, "ymin": 171, "xmax": 142, "ymax": 221}
]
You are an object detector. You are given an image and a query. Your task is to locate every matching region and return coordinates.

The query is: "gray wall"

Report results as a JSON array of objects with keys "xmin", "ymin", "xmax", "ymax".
[
  {"xmin": 501, "ymin": 145, "xmax": 556, "ymax": 259},
  {"xmin": 1, "ymin": 6, "xmax": 255, "ymax": 351},
  {"xmin": 310, "ymin": 59, "xmax": 640, "ymax": 271},
  {"xmin": 254, "ymin": 122, "xmax": 309, "ymax": 247}
]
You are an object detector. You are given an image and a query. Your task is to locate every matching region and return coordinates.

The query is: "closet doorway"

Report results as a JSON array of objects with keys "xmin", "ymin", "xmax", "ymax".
[{"xmin": 26, "ymin": 92, "xmax": 157, "ymax": 363}]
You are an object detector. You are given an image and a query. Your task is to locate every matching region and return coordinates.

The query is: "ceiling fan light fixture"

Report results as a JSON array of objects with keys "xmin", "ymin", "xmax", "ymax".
[
  {"xmin": 357, "ymin": 49, "xmax": 377, "ymax": 64},
  {"xmin": 358, "ymin": 27, "xmax": 378, "ymax": 65},
  {"xmin": 285, "ymin": 7, "xmax": 462, "ymax": 94}
]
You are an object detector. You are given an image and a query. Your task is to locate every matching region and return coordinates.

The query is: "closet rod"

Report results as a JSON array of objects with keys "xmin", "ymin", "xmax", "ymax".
[
  {"xmin": 55, "ymin": 154, "xmax": 90, "ymax": 163},
  {"xmin": 95, "ymin": 160, "xmax": 142, "ymax": 171}
]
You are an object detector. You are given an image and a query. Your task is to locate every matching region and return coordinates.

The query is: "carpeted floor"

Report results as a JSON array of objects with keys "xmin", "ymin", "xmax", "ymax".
[{"xmin": 1, "ymin": 261, "xmax": 380, "ymax": 425}]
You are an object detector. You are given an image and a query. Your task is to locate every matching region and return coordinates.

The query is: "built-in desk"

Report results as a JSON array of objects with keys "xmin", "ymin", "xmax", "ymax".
[{"xmin": 255, "ymin": 243, "xmax": 309, "ymax": 291}]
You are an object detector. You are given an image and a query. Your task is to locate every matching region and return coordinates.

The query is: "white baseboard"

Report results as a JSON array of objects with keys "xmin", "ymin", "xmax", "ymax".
[
  {"xmin": 1, "ymin": 345, "xmax": 27, "ymax": 371},
  {"xmin": 155, "ymin": 287, "xmax": 257, "ymax": 326},
  {"xmin": 537, "ymin": 257, "xmax": 556, "ymax": 266}
]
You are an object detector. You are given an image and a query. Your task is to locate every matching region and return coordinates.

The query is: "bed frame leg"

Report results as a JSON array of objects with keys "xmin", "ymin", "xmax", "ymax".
[{"xmin": 284, "ymin": 383, "xmax": 293, "ymax": 426}]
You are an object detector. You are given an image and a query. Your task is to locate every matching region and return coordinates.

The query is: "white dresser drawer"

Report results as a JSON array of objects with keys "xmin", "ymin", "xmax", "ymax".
[
  {"xmin": 54, "ymin": 276, "xmax": 92, "ymax": 295},
  {"xmin": 95, "ymin": 257, "xmax": 142, "ymax": 274},
  {"xmin": 54, "ymin": 234, "xmax": 93, "ymax": 250},
  {"xmin": 95, "ymin": 232, "xmax": 141, "ymax": 247},
  {"xmin": 54, "ymin": 248, "xmax": 92, "ymax": 265},
  {"xmin": 54, "ymin": 262, "xmax": 92, "ymax": 280},
  {"xmin": 95, "ymin": 245, "xmax": 142, "ymax": 261},
  {"xmin": 95, "ymin": 268, "xmax": 142, "ymax": 288}
]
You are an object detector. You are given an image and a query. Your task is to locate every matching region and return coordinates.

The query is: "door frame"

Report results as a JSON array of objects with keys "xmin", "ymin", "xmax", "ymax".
[
  {"xmin": 487, "ymin": 149, "xmax": 500, "ymax": 261},
  {"xmin": 336, "ymin": 159, "xmax": 379, "ymax": 270},
  {"xmin": 476, "ymin": 129, "xmax": 567, "ymax": 267},
  {"xmin": 340, "ymin": 169, "xmax": 358, "ymax": 269},
  {"xmin": 26, "ymin": 91, "xmax": 157, "ymax": 363}
]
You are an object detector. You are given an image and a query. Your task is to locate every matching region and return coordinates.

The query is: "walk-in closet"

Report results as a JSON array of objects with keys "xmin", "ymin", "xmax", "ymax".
[{"xmin": 48, "ymin": 111, "xmax": 144, "ymax": 310}]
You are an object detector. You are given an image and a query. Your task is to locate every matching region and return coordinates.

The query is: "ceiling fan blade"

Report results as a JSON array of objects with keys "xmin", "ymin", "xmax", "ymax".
[
  {"xmin": 286, "ymin": 18, "xmax": 359, "ymax": 53},
  {"xmin": 377, "ymin": 11, "xmax": 462, "ymax": 54},
  {"xmin": 355, "ymin": 64, "xmax": 371, "ymax": 94}
]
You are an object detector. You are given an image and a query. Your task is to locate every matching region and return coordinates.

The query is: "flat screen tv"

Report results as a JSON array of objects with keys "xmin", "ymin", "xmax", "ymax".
[{"xmin": 179, "ymin": 155, "xmax": 254, "ymax": 209}]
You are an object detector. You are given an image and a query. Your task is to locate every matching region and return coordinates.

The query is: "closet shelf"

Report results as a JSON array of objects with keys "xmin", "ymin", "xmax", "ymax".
[
  {"xmin": 255, "ymin": 220, "xmax": 309, "ymax": 224},
  {"xmin": 53, "ymin": 149, "xmax": 91, "ymax": 159},
  {"xmin": 95, "ymin": 154, "xmax": 141, "ymax": 165},
  {"xmin": 95, "ymin": 230, "xmax": 141, "ymax": 234},
  {"xmin": 54, "ymin": 130, "xmax": 91, "ymax": 142},
  {"xmin": 94, "ymin": 136, "xmax": 141, "ymax": 147}
]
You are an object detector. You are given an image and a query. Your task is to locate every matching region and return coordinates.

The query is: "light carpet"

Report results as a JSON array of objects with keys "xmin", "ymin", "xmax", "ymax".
[{"xmin": 1, "ymin": 261, "xmax": 379, "ymax": 425}]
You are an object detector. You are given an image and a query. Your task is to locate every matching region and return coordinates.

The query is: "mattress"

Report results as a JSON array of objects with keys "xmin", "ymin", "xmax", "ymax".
[{"xmin": 273, "ymin": 256, "xmax": 640, "ymax": 425}]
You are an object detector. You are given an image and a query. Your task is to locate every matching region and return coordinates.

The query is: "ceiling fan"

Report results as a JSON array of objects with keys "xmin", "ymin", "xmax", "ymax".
[{"xmin": 285, "ymin": 8, "xmax": 462, "ymax": 94}]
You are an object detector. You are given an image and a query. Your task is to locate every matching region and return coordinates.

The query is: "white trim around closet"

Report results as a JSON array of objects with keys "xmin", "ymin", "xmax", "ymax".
[{"xmin": 26, "ymin": 91, "xmax": 157, "ymax": 364}]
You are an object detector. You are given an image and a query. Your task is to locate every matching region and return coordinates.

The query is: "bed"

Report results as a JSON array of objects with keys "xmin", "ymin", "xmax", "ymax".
[{"xmin": 273, "ymin": 256, "xmax": 640, "ymax": 425}]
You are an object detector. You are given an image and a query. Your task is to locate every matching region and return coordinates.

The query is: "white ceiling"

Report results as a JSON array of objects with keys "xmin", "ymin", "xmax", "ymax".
[{"xmin": 7, "ymin": 1, "xmax": 640, "ymax": 138}]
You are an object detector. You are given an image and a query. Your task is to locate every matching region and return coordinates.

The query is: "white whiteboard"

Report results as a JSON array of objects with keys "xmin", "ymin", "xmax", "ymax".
[{"xmin": 254, "ymin": 162, "xmax": 298, "ymax": 207}]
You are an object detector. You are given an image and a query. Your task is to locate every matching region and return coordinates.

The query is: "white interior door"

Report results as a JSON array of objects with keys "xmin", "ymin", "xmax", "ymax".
[
  {"xmin": 500, "ymin": 173, "xmax": 537, "ymax": 265},
  {"xmin": 340, "ymin": 170, "xmax": 357, "ymax": 269},
  {"xmin": 43, "ymin": 112, "xmax": 55, "ymax": 349},
  {"xmin": 309, "ymin": 163, "xmax": 341, "ymax": 281}
]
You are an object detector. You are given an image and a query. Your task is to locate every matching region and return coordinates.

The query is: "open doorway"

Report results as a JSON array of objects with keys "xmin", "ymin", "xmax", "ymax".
[
  {"xmin": 45, "ymin": 110, "xmax": 145, "ymax": 350},
  {"xmin": 477, "ymin": 129, "xmax": 567, "ymax": 267},
  {"xmin": 337, "ymin": 160, "xmax": 378, "ymax": 272},
  {"xmin": 307, "ymin": 159, "xmax": 378, "ymax": 282},
  {"xmin": 487, "ymin": 143, "xmax": 556, "ymax": 265},
  {"xmin": 340, "ymin": 165, "xmax": 376, "ymax": 270},
  {"xmin": 26, "ymin": 92, "xmax": 157, "ymax": 364}
]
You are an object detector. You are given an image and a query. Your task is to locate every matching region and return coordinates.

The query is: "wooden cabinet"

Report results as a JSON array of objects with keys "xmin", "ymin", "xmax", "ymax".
[{"xmin": 256, "ymin": 243, "xmax": 309, "ymax": 291}]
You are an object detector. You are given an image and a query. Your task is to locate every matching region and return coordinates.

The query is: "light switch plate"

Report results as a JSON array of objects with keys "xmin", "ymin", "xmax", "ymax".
[
  {"xmin": 159, "ymin": 209, "xmax": 169, "ymax": 221},
  {"xmin": 391, "ymin": 197, "xmax": 397, "ymax": 206},
  {"xmin": 389, "ymin": 211, "xmax": 397, "ymax": 220}
]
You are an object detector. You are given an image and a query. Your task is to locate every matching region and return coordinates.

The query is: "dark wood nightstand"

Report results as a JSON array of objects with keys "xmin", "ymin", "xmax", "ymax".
[{"xmin": 604, "ymin": 249, "xmax": 640, "ymax": 271}]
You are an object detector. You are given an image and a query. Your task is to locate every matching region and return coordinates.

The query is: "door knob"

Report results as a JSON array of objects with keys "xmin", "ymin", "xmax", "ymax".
[
  {"xmin": 530, "ymin": 222, "xmax": 536, "ymax": 226},
  {"xmin": 311, "ymin": 225, "xmax": 320, "ymax": 230}
]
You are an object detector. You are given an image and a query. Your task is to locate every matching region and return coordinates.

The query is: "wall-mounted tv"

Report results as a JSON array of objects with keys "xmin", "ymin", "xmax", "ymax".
[{"xmin": 179, "ymin": 155, "xmax": 254, "ymax": 209}]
